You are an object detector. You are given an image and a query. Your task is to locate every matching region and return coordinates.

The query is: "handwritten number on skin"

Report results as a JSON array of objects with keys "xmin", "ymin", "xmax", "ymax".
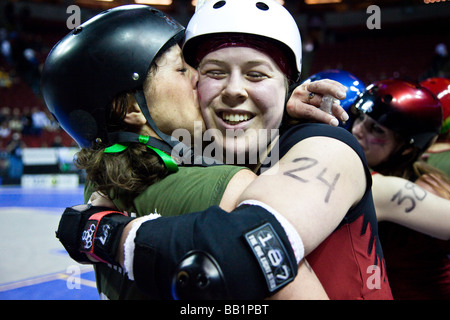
[
  {"xmin": 391, "ymin": 182, "xmax": 427, "ymax": 213},
  {"xmin": 283, "ymin": 157, "xmax": 317, "ymax": 182},
  {"xmin": 283, "ymin": 157, "xmax": 340, "ymax": 203}
]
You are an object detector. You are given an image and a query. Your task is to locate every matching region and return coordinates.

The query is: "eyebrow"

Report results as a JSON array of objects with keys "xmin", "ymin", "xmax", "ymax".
[
  {"xmin": 199, "ymin": 58, "xmax": 275, "ymax": 70},
  {"xmin": 199, "ymin": 59, "xmax": 224, "ymax": 68}
]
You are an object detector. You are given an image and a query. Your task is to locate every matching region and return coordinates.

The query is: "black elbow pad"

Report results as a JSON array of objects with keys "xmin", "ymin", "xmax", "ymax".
[{"xmin": 132, "ymin": 204, "xmax": 297, "ymax": 299}]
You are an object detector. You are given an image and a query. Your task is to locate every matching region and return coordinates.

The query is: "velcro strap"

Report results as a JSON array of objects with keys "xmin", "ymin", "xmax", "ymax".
[{"xmin": 80, "ymin": 210, "xmax": 131, "ymax": 265}]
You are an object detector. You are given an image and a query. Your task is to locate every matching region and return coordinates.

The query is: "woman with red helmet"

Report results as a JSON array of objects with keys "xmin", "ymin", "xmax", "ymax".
[{"xmin": 352, "ymin": 78, "xmax": 450, "ymax": 299}]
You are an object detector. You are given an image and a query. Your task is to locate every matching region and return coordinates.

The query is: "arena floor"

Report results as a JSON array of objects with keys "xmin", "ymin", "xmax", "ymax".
[{"xmin": 0, "ymin": 186, "xmax": 99, "ymax": 300}]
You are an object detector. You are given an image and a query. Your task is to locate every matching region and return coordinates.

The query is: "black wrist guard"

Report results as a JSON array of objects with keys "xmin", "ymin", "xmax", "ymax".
[{"xmin": 56, "ymin": 204, "xmax": 134, "ymax": 266}]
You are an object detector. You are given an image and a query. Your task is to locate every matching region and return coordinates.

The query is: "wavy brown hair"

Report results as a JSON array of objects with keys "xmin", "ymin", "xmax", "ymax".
[{"xmin": 75, "ymin": 142, "xmax": 168, "ymax": 206}]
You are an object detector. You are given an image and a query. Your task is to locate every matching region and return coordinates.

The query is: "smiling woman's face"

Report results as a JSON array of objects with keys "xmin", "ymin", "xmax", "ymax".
[{"xmin": 197, "ymin": 46, "xmax": 287, "ymax": 160}]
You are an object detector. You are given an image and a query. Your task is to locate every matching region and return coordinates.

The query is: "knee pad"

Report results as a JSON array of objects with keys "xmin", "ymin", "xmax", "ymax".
[{"xmin": 130, "ymin": 204, "xmax": 298, "ymax": 299}]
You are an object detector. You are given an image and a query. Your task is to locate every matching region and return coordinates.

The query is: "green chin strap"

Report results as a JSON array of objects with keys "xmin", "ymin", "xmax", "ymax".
[{"xmin": 104, "ymin": 135, "xmax": 179, "ymax": 173}]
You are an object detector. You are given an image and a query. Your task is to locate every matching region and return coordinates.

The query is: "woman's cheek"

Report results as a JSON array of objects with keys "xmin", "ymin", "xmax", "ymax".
[
  {"xmin": 254, "ymin": 82, "xmax": 285, "ymax": 127},
  {"xmin": 198, "ymin": 79, "xmax": 216, "ymax": 110},
  {"xmin": 262, "ymin": 96, "xmax": 285, "ymax": 129},
  {"xmin": 368, "ymin": 137, "xmax": 389, "ymax": 146}
]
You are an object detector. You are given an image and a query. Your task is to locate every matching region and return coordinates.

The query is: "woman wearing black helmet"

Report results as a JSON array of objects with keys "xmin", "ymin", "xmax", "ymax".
[
  {"xmin": 351, "ymin": 78, "xmax": 450, "ymax": 299},
  {"xmin": 41, "ymin": 5, "xmax": 206, "ymax": 201}
]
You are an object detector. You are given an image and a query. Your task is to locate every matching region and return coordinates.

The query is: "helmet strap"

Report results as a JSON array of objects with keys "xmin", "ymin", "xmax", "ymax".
[
  {"xmin": 104, "ymin": 134, "xmax": 179, "ymax": 173},
  {"xmin": 134, "ymin": 90, "xmax": 192, "ymax": 159}
]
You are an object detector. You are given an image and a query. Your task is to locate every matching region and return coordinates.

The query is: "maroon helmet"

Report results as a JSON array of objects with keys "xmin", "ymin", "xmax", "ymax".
[{"xmin": 354, "ymin": 79, "xmax": 443, "ymax": 151}]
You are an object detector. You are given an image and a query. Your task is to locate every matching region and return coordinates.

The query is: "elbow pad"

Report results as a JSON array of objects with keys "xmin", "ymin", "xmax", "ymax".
[{"xmin": 129, "ymin": 204, "xmax": 298, "ymax": 300}]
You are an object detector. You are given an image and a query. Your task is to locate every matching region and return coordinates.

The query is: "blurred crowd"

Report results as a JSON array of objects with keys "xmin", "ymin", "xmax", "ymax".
[
  {"xmin": 0, "ymin": 1, "xmax": 79, "ymax": 184},
  {"xmin": 0, "ymin": 103, "xmax": 77, "ymax": 183}
]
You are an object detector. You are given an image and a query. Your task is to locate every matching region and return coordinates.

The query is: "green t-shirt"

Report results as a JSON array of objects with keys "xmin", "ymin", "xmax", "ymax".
[{"xmin": 84, "ymin": 164, "xmax": 247, "ymax": 299}]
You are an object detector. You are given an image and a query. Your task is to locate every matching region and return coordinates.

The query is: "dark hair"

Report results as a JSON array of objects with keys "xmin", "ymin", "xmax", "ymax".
[{"xmin": 371, "ymin": 142, "xmax": 423, "ymax": 179}]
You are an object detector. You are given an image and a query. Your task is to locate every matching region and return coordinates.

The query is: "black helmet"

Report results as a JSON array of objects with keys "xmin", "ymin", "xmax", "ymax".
[{"xmin": 41, "ymin": 5, "xmax": 184, "ymax": 148}]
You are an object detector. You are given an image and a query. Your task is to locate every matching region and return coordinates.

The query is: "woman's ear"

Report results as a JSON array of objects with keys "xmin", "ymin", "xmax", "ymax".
[{"xmin": 124, "ymin": 100, "xmax": 147, "ymax": 126}]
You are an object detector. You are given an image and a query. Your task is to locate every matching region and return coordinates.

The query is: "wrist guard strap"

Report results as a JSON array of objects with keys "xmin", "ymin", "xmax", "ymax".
[
  {"xmin": 80, "ymin": 210, "xmax": 133, "ymax": 265},
  {"xmin": 56, "ymin": 204, "xmax": 133, "ymax": 266}
]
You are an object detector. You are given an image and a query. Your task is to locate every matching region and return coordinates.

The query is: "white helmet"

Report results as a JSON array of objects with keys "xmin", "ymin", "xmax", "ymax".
[{"xmin": 183, "ymin": 0, "xmax": 302, "ymax": 82}]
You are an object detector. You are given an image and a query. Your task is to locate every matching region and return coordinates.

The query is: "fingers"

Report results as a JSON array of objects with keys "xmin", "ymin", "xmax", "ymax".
[
  {"xmin": 331, "ymin": 100, "xmax": 350, "ymax": 123},
  {"xmin": 287, "ymin": 80, "xmax": 348, "ymax": 125},
  {"xmin": 305, "ymin": 79, "xmax": 349, "ymax": 122},
  {"xmin": 319, "ymin": 95, "xmax": 350, "ymax": 123},
  {"xmin": 307, "ymin": 79, "xmax": 347, "ymax": 100},
  {"xmin": 305, "ymin": 91, "xmax": 322, "ymax": 106},
  {"xmin": 286, "ymin": 99, "xmax": 339, "ymax": 127},
  {"xmin": 318, "ymin": 94, "xmax": 335, "ymax": 114}
]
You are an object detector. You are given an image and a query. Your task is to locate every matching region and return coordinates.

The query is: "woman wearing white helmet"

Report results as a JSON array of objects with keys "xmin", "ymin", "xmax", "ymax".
[
  {"xmin": 182, "ymin": 0, "xmax": 343, "ymax": 167},
  {"xmin": 184, "ymin": 0, "xmax": 302, "ymax": 82},
  {"xmin": 180, "ymin": 0, "xmax": 392, "ymax": 299}
]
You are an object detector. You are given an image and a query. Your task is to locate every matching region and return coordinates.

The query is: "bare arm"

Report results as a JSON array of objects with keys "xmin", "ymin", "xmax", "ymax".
[
  {"xmin": 372, "ymin": 173, "xmax": 450, "ymax": 240},
  {"xmin": 238, "ymin": 136, "xmax": 366, "ymax": 255},
  {"xmin": 219, "ymin": 169, "xmax": 257, "ymax": 211}
]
